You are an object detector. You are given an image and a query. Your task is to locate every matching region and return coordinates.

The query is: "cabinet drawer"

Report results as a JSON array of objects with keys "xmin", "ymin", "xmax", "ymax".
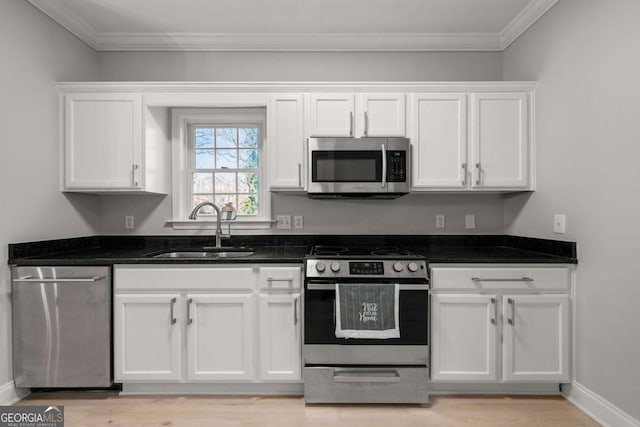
[
  {"xmin": 431, "ymin": 266, "xmax": 569, "ymax": 291},
  {"xmin": 115, "ymin": 265, "xmax": 255, "ymax": 291},
  {"xmin": 258, "ymin": 266, "xmax": 302, "ymax": 290}
]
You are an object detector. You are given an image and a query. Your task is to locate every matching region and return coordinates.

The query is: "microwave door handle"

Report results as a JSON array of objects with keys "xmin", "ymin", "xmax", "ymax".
[{"xmin": 381, "ymin": 144, "xmax": 387, "ymax": 188}]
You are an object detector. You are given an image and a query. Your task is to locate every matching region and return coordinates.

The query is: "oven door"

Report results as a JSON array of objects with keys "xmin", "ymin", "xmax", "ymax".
[{"xmin": 304, "ymin": 279, "xmax": 429, "ymax": 365}]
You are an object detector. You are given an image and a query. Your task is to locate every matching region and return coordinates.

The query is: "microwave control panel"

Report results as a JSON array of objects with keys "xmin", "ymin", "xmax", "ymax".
[{"xmin": 387, "ymin": 151, "xmax": 407, "ymax": 182}]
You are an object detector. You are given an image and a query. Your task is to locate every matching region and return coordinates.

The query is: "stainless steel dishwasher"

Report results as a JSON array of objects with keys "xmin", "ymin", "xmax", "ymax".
[{"xmin": 12, "ymin": 266, "xmax": 112, "ymax": 388}]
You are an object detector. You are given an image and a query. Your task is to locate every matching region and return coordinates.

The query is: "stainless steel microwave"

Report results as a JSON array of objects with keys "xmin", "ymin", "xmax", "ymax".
[{"xmin": 307, "ymin": 137, "xmax": 411, "ymax": 198}]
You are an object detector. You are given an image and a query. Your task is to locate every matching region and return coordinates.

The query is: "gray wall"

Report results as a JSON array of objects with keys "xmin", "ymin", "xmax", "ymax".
[
  {"xmin": 96, "ymin": 50, "xmax": 505, "ymax": 235},
  {"xmin": 0, "ymin": 1, "xmax": 99, "ymax": 398},
  {"xmin": 503, "ymin": 0, "xmax": 640, "ymax": 419},
  {"xmin": 97, "ymin": 51, "xmax": 503, "ymax": 82}
]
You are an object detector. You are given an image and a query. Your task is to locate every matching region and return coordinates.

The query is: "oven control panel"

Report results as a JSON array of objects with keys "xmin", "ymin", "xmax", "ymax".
[{"xmin": 306, "ymin": 259, "xmax": 427, "ymax": 279}]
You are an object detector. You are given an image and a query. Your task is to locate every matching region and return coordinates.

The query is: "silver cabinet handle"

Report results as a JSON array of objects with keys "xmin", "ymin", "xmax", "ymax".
[
  {"xmin": 471, "ymin": 277, "xmax": 533, "ymax": 282},
  {"xmin": 14, "ymin": 276, "xmax": 104, "ymax": 283},
  {"xmin": 364, "ymin": 111, "xmax": 369, "ymax": 136},
  {"xmin": 381, "ymin": 144, "xmax": 387, "ymax": 188},
  {"xmin": 349, "ymin": 111, "xmax": 354, "ymax": 136},
  {"xmin": 507, "ymin": 298, "xmax": 515, "ymax": 326},
  {"xmin": 170, "ymin": 297, "xmax": 177, "ymax": 325},
  {"xmin": 132, "ymin": 163, "xmax": 139, "ymax": 187},
  {"xmin": 475, "ymin": 162, "xmax": 481, "ymax": 185},
  {"xmin": 333, "ymin": 370, "xmax": 400, "ymax": 383},
  {"xmin": 187, "ymin": 298, "xmax": 193, "ymax": 325},
  {"xmin": 297, "ymin": 163, "xmax": 302, "ymax": 187},
  {"xmin": 462, "ymin": 163, "xmax": 467, "ymax": 186},
  {"xmin": 293, "ymin": 297, "xmax": 298, "ymax": 325},
  {"xmin": 490, "ymin": 297, "xmax": 497, "ymax": 325}
]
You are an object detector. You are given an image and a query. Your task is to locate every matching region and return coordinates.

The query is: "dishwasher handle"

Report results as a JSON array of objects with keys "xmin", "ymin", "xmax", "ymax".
[{"xmin": 14, "ymin": 276, "xmax": 105, "ymax": 283}]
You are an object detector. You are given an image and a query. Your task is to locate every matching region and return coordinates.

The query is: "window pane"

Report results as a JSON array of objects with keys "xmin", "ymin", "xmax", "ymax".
[
  {"xmin": 239, "ymin": 128, "xmax": 258, "ymax": 148},
  {"xmin": 195, "ymin": 149, "xmax": 214, "ymax": 169},
  {"xmin": 215, "ymin": 195, "xmax": 237, "ymax": 210},
  {"xmin": 215, "ymin": 172, "xmax": 236, "ymax": 193},
  {"xmin": 238, "ymin": 194, "xmax": 258, "ymax": 215},
  {"xmin": 238, "ymin": 149, "xmax": 258, "ymax": 168},
  {"xmin": 193, "ymin": 173, "xmax": 213, "ymax": 193},
  {"xmin": 195, "ymin": 128, "xmax": 214, "ymax": 148},
  {"xmin": 216, "ymin": 128, "xmax": 237, "ymax": 148},
  {"xmin": 216, "ymin": 149, "xmax": 237, "ymax": 169},
  {"xmin": 238, "ymin": 172, "xmax": 259, "ymax": 193},
  {"xmin": 192, "ymin": 195, "xmax": 214, "ymax": 215}
]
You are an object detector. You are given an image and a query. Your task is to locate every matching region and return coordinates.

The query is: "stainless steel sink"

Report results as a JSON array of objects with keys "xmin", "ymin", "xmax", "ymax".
[{"xmin": 151, "ymin": 249, "xmax": 254, "ymax": 258}]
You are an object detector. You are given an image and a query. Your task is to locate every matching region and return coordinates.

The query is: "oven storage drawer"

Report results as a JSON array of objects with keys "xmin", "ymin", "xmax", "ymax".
[{"xmin": 303, "ymin": 367, "xmax": 428, "ymax": 404}]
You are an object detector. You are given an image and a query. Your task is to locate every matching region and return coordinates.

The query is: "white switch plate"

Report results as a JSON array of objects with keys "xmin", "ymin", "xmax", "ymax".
[
  {"xmin": 276, "ymin": 215, "xmax": 292, "ymax": 230},
  {"xmin": 436, "ymin": 214, "xmax": 445, "ymax": 229},
  {"xmin": 553, "ymin": 214, "xmax": 566, "ymax": 234},
  {"xmin": 465, "ymin": 214, "xmax": 476, "ymax": 229},
  {"xmin": 294, "ymin": 215, "xmax": 304, "ymax": 229},
  {"xmin": 125, "ymin": 215, "xmax": 134, "ymax": 229}
]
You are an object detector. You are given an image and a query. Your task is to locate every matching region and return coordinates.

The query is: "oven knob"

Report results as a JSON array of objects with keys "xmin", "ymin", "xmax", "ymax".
[
  {"xmin": 407, "ymin": 262, "xmax": 419, "ymax": 272},
  {"xmin": 330, "ymin": 262, "xmax": 341, "ymax": 272},
  {"xmin": 315, "ymin": 262, "xmax": 326, "ymax": 273},
  {"xmin": 393, "ymin": 262, "xmax": 404, "ymax": 272}
]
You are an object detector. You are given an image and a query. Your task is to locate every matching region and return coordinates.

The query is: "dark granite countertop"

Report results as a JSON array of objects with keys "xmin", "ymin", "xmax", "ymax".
[{"xmin": 8, "ymin": 235, "xmax": 577, "ymax": 266}]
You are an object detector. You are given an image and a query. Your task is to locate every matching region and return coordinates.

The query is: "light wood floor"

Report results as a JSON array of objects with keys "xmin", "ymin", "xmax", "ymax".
[{"xmin": 18, "ymin": 393, "xmax": 599, "ymax": 427}]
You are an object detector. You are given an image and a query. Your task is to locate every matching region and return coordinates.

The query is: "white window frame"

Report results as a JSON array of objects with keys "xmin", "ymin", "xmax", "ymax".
[{"xmin": 170, "ymin": 108, "xmax": 271, "ymax": 230}]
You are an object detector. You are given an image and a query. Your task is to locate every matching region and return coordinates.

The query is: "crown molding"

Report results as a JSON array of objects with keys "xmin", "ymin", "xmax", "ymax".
[
  {"xmin": 28, "ymin": 0, "xmax": 558, "ymax": 52},
  {"xmin": 499, "ymin": 0, "xmax": 560, "ymax": 49}
]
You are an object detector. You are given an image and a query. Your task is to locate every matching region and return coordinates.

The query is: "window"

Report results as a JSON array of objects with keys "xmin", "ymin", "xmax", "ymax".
[
  {"xmin": 189, "ymin": 125, "xmax": 260, "ymax": 216},
  {"xmin": 171, "ymin": 108, "xmax": 269, "ymax": 228}
]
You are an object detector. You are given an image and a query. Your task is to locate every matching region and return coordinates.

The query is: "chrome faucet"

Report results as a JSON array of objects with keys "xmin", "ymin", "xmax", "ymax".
[{"xmin": 189, "ymin": 201, "xmax": 224, "ymax": 248}]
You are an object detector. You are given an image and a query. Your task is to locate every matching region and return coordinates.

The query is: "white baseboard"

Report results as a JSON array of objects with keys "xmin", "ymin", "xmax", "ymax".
[
  {"xmin": 0, "ymin": 380, "xmax": 30, "ymax": 405},
  {"xmin": 562, "ymin": 382, "xmax": 640, "ymax": 427}
]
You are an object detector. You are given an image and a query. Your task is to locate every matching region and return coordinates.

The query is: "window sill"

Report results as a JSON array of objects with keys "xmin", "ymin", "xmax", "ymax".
[{"xmin": 167, "ymin": 219, "xmax": 275, "ymax": 230}]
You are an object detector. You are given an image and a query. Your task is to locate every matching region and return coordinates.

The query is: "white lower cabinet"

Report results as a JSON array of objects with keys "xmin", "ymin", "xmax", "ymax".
[
  {"xmin": 186, "ymin": 294, "xmax": 254, "ymax": 381},
  {"xmin": 114, "ymin": 293, "xmax": 182, "ymax": 381},
  {"xmin": 258, "ymin": 293, "xmax": 301, "ymax": 381},
  {"xmin": 114, "ymin": 264, "xmax": 302, "ymax": 386},
  {"xmin": 430, "ymin": 265, "xmax": 572, "ymax": 385}
]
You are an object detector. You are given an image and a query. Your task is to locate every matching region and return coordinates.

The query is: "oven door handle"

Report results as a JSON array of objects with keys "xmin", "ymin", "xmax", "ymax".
[
  {"xmin": 333, "ymin": 369, "xmax": 401, "ymax": 383},
  {"xmin": 306, "ymin": 283, "xmax": 429, "ymax": 291}
]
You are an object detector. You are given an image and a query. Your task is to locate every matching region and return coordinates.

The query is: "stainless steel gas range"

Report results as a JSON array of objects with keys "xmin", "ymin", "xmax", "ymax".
[{"xmin": 303, "ymin": 245, "xmax": 429, "ymax": 404}]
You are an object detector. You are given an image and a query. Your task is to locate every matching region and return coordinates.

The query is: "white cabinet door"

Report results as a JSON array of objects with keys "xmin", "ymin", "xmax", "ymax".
[
  {"xmin": 64, "ymin": 93, "xmax": 142, "ymax": 189},
  {"xmin": 268, "ymin": 94, "xmax": 305, "ymax": 190},
  {"xmin": 357, "ymin": 93, "xmax": 406, "ymax": 137},
  {"xmin": 308, "ymin": 93, "xmax": 355, "ymax": 137},
  {"xmin": 470, "ymin": 92, "xmax": 529, "ymax": 189},
  {"xmin": 258, "ymin": 293, "xmax": 301, "ymax": 381},
  {"xmin": 114, "ymin": 294, "xmax": 181, "ymax": 382},
  {"xmin": 410, "ymin": 93, "xmax": 468, "ymax": 189},
  {"xmin": 186, "ymin": 294, "xmax": 254, "ymax": 381},
  {"xmin": 431, "ymin": 294, "xmax": 498, "ymax": 382},
  {"xmin": 502, "ymin": 294, "xmax": 570, "ymax": 382}
]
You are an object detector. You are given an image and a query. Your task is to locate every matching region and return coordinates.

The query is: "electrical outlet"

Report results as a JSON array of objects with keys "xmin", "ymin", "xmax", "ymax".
[
  {"xmin": 465, "ymin": 214, "xmax": 476, "ymax": 229},
  {"xmin": 125, "ymin": 215, "xmax": 134, "ymax": 229},
  {"xmin": 553, "ymin": 214, "xmax": 566, "ymax": 234},
  {"xmin": 436, "ymin": 214, "xmax": 445, "ymax": 229},
  {"xmin": 294, "ymin": 215, "xmax": 304, "ymax": 229},
  {"xmin": 276, "ymin": 215, "xmax": 292, "ymax": 230}
]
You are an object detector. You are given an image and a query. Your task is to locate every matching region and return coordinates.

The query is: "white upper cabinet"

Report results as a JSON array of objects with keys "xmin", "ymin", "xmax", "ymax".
[
  {"xmin": 267, "ymin": 94, "xmax": 305, "ymax": 190},
  {"xmin": 357, "ymin": 93, "xmax": 406, "ymax": 137},
  {"xmin": 470, "ymin": 92, "xmax": 530, "ymax": 189},
  {"xmin": 64, "ymin": 93, "xmax": 142, "ymax": 190},
  {"xmin": 307, "ymin": 93, "xmax": 406, "ymax": 138},
  {"xmin": 410, "ymin": 93, "xmax": 468, "ymax": 189},
  {"xmin": 308, "ymin": 93, "xmax": 355, "ymax": 137}
]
